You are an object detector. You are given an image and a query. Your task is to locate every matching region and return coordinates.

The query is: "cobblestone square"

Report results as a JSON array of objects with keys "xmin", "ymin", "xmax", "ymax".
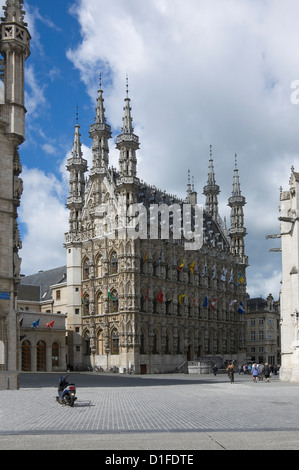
[{"xmin": 1, "ymin": 372, "xmax": 299, "ymax": 450}]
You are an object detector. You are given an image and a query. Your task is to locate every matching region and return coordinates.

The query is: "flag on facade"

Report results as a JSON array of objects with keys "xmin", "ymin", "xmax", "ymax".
[
  {"xmin": 165, "ymin": 298, "xmax": 172, "ymax": 305},
  {"xmin": 221, "ymin": 267, "xmax": 227, "ymax": 282},
  {"xmin": 210, "ymin": 298, "xmax": 217, "ymax": 309},
  {"xmin": 144, "ymin": 287, "xmax": 149, "ymax": 301},
  {"xmin": 203, "ymin": 296, "xmax": 208, "ymax": 308},
  {"xmin": 211, "ymin": 265, "xmax": 216, "ymax": 280},
  {"xmin": 143, "ymin": 249, "xmax": 148, "ymax": 264},
  {"xmin": 192, "ymin": 298, "xmax": 196, "ymax": 306},
  {"xmin": 202, "ymin": 261, "xmax": 207, "ymax": 276},
  {"xmin": 46, "ymin": 321, "xmax": 55, "ymax": 328},
  {"xmin": 228, "ymin": 269, "xmax": 233, "ymax": 284},
  {"xmin": 157, "ymin": 290, "xmax": 163, "ymax": 303},
  {"xmin": 238, "ymin": 301, "xmax": 245, "ymax": 314},
  {"xmin": 236, "ymin": 272, "xmax": 244, "ymax": 285},
  {"xmin": 19, "ymin": 317, "xmax": 24, "ymax": 327},
  {"xmin": 177, "ymin": 258, "xmax": 185, "ymax": 271},
  {"xmin": 179, "ymin": 294, "xmax": 186, "ymax": 304},
  {"xmin": 81, "ymin": 291, "xmax": 84, "ymax": 305},
  {"xmin": 189, "ymin": 260, "xmax": 196, "ymax": 274},
  {"xmin": 108, "ymin": 290, "xmax": 115, "ymax": 301},
  {"xmin": 31, "ymin": 319, "xmax": 40, "ymax": 328},
  {"xmin": 229, "ymin": 299, "xmax": 237, "ymax": 310}
]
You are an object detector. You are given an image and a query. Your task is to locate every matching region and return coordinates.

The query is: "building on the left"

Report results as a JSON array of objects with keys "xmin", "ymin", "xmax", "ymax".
[{"xmin": 0, "ymin": 1, "xmax": 31, "ymax": 389}]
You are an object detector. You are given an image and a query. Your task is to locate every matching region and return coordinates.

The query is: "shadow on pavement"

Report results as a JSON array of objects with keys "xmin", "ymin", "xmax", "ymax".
[{"xmin": 20, "ymin": 372, "xmax": 236, "ymax": 389}]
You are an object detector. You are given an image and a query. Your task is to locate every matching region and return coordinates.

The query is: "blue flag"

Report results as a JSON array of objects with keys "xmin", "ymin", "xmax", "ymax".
[
  {"xmin": 203, "ymin": 296, "xmax": 208, "ymax": 308},
  {"xmin": 238, "ymin": 302, "xmax": 245, "ymax": 314}
]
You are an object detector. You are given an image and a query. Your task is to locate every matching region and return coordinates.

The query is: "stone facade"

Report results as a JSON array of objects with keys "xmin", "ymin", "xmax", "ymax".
[
  {"xmin": 17, "ymin": 266, "xmax": 68, "ymax": 372},
  {"xmin": 64, "ymin": 82, "xmax": 249, "ymax": 373},
  {"xmin": 279, "ymin": 167, "xmax": 299, "ymax": 382},
  {"xmin": 0, "ymin": 1, "xmax": 30, "ymax": 389},
  {"xmin": 245, "ymin": 294, "xmax": 280, "ymax": 366}
]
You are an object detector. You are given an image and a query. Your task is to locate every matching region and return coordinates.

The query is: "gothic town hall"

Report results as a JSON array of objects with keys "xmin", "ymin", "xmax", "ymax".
[{"xmin": 64, "ymin": 80, "xmax": 248, "ymax": 373}]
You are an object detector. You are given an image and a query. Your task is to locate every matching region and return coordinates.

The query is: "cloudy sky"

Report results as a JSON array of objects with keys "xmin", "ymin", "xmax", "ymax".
[{"xmin": 5, "ymin": 0, "xmax": 299, "ymax": 299}]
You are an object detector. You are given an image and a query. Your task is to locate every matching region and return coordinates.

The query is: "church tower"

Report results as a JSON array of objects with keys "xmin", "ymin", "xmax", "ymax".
[
  {"xmin": 203, "ymin": 145, "xmax": 220, "ymax": 221},
  {"xmin": 0, "ymin": 0, "xmax": 30, "ymax": 389},
  {"xmin": 228, "ymin": 154, "xmax": 247, "ymax": 262}
]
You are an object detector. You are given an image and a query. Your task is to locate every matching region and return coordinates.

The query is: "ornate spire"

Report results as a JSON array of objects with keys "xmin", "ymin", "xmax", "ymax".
[
  {"xmin": 232, "ymin": 153, "xmax": 241, "ymax": 196},
  {"xmin": 66, "ymin": 110, "xmax": 88, "ymax": 234},
  {"xmin": 186, "ymin": 169, "xmax": 197, "ymax": 204},
  {"xmin": 95, "ymin": 73, "xmax": 106, "ymax": 125},
  {"xmin": 203, "ymin": 145, "xmax": 220, "ymax": 220},
  {"xmin": 228, "ymin": 154, "xmax": 247, "ymax": 261},
  {"xmin": 116, "ymin": 77, "xmax": 140, "ymax": 179},
  {"xmin": 89, "ymin": 74, "xmax": 112, "ymax": 172},
  {"xmin": 72, "ymin": 106, "xmax": 83, "ymax": 159},
  {"xmin": 1, "ymin": 0, "xmax": 27, "ymax": 26},
  {"xmin": 121, "ymin": 76, "xmax": 134, "ymax": 135}
]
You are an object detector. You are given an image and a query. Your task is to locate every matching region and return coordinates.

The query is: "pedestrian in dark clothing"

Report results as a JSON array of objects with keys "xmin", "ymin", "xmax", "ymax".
[
  {"xmin": 212, "ymin": 364, "xmax": 218, "ymax": 376},
  {"xmin": 264, "ymin": 363, "xmax": 271, "ymax": 382}
]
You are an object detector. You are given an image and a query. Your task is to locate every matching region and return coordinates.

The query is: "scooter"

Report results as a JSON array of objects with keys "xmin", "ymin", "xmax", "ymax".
[{"xmin": 56, "ymin": 376, "xmax": 77, "ymax": 407}]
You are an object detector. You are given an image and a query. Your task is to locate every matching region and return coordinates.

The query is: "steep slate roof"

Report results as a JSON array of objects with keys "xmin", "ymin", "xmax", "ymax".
[{"xmin": 19, "ymin": 266, "xmax": 67, "ymax": 301}]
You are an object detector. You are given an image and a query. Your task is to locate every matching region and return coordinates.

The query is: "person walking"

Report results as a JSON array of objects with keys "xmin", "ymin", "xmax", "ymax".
[
  {"xmin": 226, "ymin": 363, "xmax": 235, "ymax": 383},
  {"xmin": 263, "ymin": 363, "xmax": 271, "ymax": 382},
  {"xmin": 212, "ymin": 364, "xmax": 218, "ymax": 376},
  {"xmin": 251, "ymin": 363, "xmax": 260, "ymax": 383}
]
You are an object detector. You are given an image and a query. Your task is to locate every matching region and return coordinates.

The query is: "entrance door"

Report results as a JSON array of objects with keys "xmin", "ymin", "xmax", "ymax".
[
  {"xmin": 22, "ymin": 340, "xmax": 31, "ymax": 371},
  {"xmin": 37, "ymin": 341, "xmax": 46, "ymax": 371},
  {"xmin": 140, "ymin": 364, "xmax": 147, "ymax": 374}
]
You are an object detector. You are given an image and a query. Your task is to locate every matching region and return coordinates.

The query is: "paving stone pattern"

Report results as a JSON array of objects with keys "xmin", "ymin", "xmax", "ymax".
[{"xmin": 0, "ymin": 373, "xmax": 298, "ymax": 435}]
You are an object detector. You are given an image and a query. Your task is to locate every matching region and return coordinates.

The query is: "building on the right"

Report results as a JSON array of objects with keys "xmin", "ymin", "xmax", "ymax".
[
  {"xmin": 245, "ymin": 294, "xmax": 280, "ymax": 366},
  {"xmin": 279, "ymin": 167, "xmax": 299, "ymax": 382}
]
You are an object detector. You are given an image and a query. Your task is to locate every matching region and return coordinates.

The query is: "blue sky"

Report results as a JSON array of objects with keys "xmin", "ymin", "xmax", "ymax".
[{"xmin": 5, "ymin": 0, "xmax": 299, "ymax": 300}]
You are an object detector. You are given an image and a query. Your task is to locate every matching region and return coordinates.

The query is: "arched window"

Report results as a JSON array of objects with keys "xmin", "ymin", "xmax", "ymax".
[
  {"xmin": 52, "ymin": 342, "xmax": 59, "ymax": 367},
  {"xmin": 37, "ymin": 341, "xmax": 46, "ymax": 371},
  {"xmin": 165, "ymin": 296, "xmax": 172, "ymax": 315},
  {"xmin": 97, "ymin": 292, "xmax": 103, "ymax": 315},
  {"xmin": 22, "ymin": 340, "xmax": 31, "ymax": 371},
  {"xmin": 97, "ymin": 329, "xmax": 104, "ymax": 355},
  {"xmin": 111, "ymin": 329, "xmax": 119, "ymax": 355},
  {"xmin": 83, "ymin": 258, "xmax": 89, "ymax": 279},
  {"xmin": 96, "ymin": 255, "xmax": 102, "ymax": 277},
  {"xmin": 83, "ymin": 293, "xmax": 89, "ymax": 316},
  {"xmin": 109, "ymin": 289, "xmax": 118, "ymax": 313},
  {"xmin": 110, "ymin": 252, "xmax": 118, "ymax": 274},
  {"xmin": 83, "ymin": 332, "xmax": 91, "ymax": 356}
]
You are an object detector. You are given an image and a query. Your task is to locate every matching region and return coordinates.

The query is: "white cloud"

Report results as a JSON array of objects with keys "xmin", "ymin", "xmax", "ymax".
[
  {"xmin": 25, "ymin": 65, "xmax": 47, "ymax": 117},
  {"xmin": 19, "ymin": 167, "xmax": 68, "ymax": 275},
  {"xmin": 42, "ymin": 143, "xmax": 56, "ymax": 155},
  {"xmin": 10, "ymin": 0, "xmax": 299, "ymax": 299},
  {"xmin": 65, "ymin": 0, "xmax": 299, "ymax": 299}
]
